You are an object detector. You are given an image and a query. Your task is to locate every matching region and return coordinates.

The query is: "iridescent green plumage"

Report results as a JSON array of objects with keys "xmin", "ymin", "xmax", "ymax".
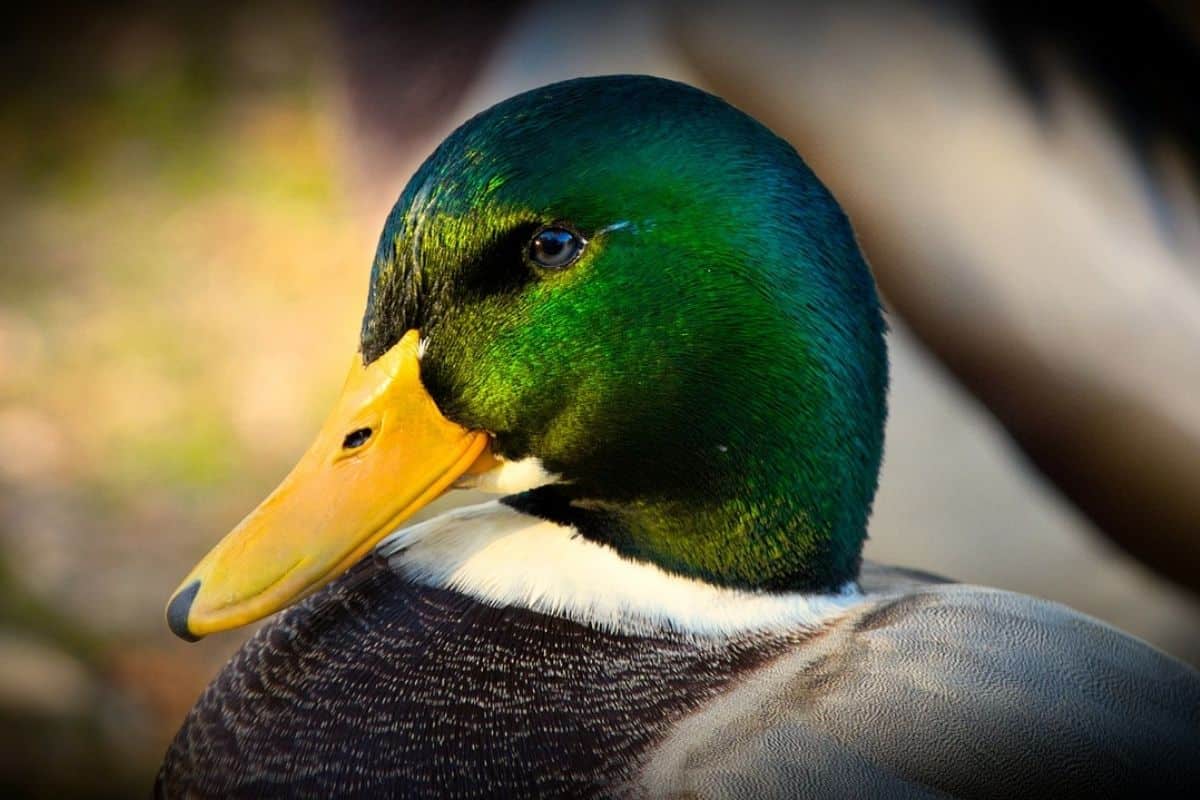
[{"xmin": 361, "ymin": 76, "xmax": 887, "ymax": 592}]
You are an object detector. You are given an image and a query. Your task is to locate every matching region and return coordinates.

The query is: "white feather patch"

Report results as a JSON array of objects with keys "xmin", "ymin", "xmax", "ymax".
[
  {"xmin": 453, "ymin": 456, "xmax": 560, "ymax": 494},
  {"xmin": 376, "ymin": 501, "xmax": 863, "ymax": 638}
]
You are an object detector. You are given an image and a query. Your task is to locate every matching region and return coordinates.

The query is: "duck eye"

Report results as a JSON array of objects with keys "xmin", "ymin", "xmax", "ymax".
[{"xmin": 528, "ymin": 226, "xmax": 583, "ymax": 269}]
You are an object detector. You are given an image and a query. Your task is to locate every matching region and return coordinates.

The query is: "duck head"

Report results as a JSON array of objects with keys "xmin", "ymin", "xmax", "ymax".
[{"xmin": 167, "ymin": 76, "xmax": 887, "ymax": 641}]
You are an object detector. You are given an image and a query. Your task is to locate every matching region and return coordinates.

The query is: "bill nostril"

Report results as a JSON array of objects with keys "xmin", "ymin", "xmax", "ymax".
[{"xmin": 342, "ymin": 427, "xmax": 373, "ymax": 449}]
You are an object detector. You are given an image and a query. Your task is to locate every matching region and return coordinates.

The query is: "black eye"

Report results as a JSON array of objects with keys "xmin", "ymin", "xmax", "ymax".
[
  {"xmin": 342, "ymin": 427, "xmax": 373, "ymax": 449},
  {"xmin": 528, "ymin": 226, "xmax": 583, "ymax": 269}
]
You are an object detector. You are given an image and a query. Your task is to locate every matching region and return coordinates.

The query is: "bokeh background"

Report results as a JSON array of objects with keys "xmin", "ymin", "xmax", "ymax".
[{"xmin": 3, "ymin": 1, "xmax": 1198, "ymax": 796}]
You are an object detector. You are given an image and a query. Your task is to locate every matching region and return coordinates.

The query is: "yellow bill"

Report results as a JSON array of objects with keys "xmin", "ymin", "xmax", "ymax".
[{"xmin": 166, "ymin": 330, "xmax": 493, "ymax": 640}]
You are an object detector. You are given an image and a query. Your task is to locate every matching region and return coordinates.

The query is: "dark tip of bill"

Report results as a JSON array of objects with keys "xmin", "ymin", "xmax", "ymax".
[{"xmin": 167, "ymin": 580, "xmax": 203, "ymax": 642}]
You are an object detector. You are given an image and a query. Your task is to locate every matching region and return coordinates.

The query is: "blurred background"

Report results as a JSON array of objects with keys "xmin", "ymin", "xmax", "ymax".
[{"xmin": 2, "ymin": 1, "xmax": 1198, "ymax": 796}]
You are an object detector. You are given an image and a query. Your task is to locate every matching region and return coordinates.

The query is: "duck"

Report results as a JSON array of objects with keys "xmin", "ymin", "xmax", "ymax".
[{"xmin": 157, "ymin": 75, "xmax": 1200, "ymax": 798}]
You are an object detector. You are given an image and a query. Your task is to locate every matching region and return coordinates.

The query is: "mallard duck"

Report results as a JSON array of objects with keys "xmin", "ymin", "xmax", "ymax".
[{"xmin": 158, "ymin": 76, "xmax": 1200, "ymax": 798}]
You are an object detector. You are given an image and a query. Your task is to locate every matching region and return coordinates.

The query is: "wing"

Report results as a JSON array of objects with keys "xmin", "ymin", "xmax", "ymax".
[{"xmin": 637, "ymin": 583, "xmax": 1200, "ymax": 799}]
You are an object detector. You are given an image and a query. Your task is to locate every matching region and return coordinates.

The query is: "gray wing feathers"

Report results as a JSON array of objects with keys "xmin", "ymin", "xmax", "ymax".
[{"xmin": 637, "ymin": 585, "xmax": 1200, "ymax": 799}]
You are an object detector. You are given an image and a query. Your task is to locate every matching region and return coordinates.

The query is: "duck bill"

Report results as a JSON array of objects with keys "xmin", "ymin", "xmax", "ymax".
[{"xmin": 166, "ymin": 330, "xmax": 493, "ymax": 641}]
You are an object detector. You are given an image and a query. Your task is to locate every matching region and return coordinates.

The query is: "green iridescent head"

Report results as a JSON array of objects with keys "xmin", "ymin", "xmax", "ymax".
[{"xmin": 362, "ymin": 75, "xmax": 887, "ymax": 593}]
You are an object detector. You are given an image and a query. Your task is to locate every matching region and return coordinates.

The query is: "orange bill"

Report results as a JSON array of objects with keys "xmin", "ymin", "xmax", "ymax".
[{"xmin": 166, "ymin": 330, "xmax": 493, "ymax": 640}]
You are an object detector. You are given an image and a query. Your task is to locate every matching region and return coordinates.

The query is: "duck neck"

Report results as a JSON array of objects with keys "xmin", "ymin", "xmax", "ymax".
[{"xmin": 505, "ymin": 444, "xmax": 868, "ymax": 595}]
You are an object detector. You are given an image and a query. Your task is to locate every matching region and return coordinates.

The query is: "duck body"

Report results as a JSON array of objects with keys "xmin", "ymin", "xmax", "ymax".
[
  {"xmin": 158, "ymin": 561, "xmax": 790, "ymax": 797},
  {"xmin": 160, "ymin": 76, "xmax": 1200, "ymax": 797},
  {"xmin": 158, "ymin": 503, "xmax": 1200, "ymax": 798}
]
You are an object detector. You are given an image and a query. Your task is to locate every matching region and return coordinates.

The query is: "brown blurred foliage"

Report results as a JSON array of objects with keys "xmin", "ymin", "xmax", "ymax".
[{"xmin": 2, "ymin": 3, "xmax": 368, "ymax": 795}]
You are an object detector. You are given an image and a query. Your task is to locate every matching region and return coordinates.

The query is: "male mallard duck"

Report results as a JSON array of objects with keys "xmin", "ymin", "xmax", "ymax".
[{"xmin": 158, "ymin": 76, "xmax": 1200, "ymax": 798}]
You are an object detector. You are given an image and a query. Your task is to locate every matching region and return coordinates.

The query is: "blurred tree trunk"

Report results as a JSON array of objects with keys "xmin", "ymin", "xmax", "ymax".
[{"xmin": 332, "ymin": 0, "xmax": 524, "ymax": 215}]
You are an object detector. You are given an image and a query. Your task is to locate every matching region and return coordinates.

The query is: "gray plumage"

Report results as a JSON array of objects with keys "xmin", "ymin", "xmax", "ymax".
[
  {"xmin": 638, "ymin": 565, "xmax": 1200, "ymax": 798},
  {"xmin": 158, "ymin": 561, "xmax": 1200, "ymax": 798}
]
